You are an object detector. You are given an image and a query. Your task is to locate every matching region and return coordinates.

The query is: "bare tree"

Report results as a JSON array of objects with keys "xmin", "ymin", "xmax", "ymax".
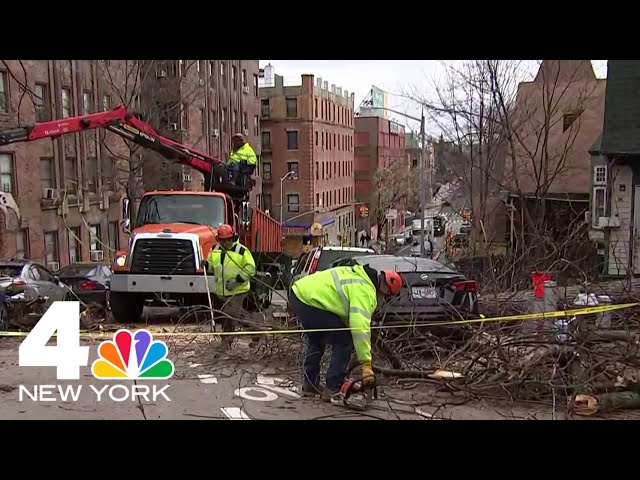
[
  {"xmin": 97, "ymin": 60, "xmax": 208, "ymax": 220},
  {"xmin": 371, "ymin": 160, "xmax": 420, "ymax": 242}
]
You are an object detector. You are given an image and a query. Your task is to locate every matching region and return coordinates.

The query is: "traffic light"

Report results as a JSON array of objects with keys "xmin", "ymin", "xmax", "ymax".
[{"xmin": 360, "ymin": 206, "xmax": 369, "ymax": 218}]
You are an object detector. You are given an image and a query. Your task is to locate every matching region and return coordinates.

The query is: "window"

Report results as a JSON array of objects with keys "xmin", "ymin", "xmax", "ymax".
[
  {"xmin": 242, "ymin": 112, "xmax": 248, "ymax": 133},
  {"xmin": 68, "ymin": 227, "xmax": 81, "ymax": 264},
  {"xmin": 44, "ymin": 231, "xmax": 59, "ymax": 264},
  {"xmin": 316, "ymin": 193, "xmax": 320, "ymax": 207},
  {"xmin": 0, "ymin": 70, "xmax": 7, "ymax": 113},
  {"xmin": 287, "ymin": 162, "xmax": 299, "ymax": 180},
  {"xmin": 231, "ymin": 65, "xmax": 237, "ymax": 90},
  {"xmin": 102, "ymin": 156, "xmax": 114, "ymax": 188},
  {"xmin": 15, "ymin": 229, "xmax": 29, "ymax": 260},
  {"xmin": 86, "ymin": 156, "xmax": 98, "ymax": 193},
  {"xmin": 262, "ymin": 162, "xmax": 272, "ymax": 181},
  {"xmin": 89, "ymin": 224, "xmax": 101, "ymax": 251},
  {"xmin": 262, "ymin": 131, "xmax": 271, "ymax": 150},
  {"xmin": 0, "ymin": 153, "xmax": 14, "ymax": 193},
  {"xmin": 179, "ymin": 103, "xmax": 188, "ymax": 130},
  {"xmin": 109, "ymin": 221, "xmax": 119, "ymax": 254},
  {"xmin": 287, "ymin": 130, "xmax": 298, "ymax": 150},
  {"xmin": 253, "ymin": 115, "xmax": 259, "ymax": 136},
  {"xmin": 34, "ymin": 83, "xmax": 49, "ymax": 121},
  {"xmin": 83, "ymin": 91, "xmax": 92, "ymax": 114},
  {"xmin": 263, "ymin": 194, "xmax": 272, "ymax": 211},
  {"xmin": 232, "ymin": 110, "xmax": 237, "ymax": 132},
  {"xmin": 61, "ymin": 87, "xmax": 71, "ymax": 117},
  {"xmin": 563, "ymin": 111, "xmax": 582, "ymax": 132},
  {"xmin": 220, "ymin": 62, "xmax": 225, "ymax": 77},
  {"xmin": 286, "ymin": 97, "xmax": 297, "ymax": 117},
  {"xmin": 315, "ymin": 98, "xmax": 318, "ymax": 118},
  {"xmin": 242, "ymin": 69, "xmax": 247, "ymax": 88},
  {"xmin": 315, "ymin": 131, "xmax": 318, "ymax": 146},
  {"xmin": 210, "ymin": 108, "xmax": 218, "ymax": 128},
  {"xmin": 261, "ymin": 99, "xmax": 270, "ymax": 118},
  {"xmin": 208, "ymin": 61, "xmax": 214, "ymax": 77},
  {"xmin": 40, "ymin": 157, "xmax": 54, "ymax": 190},
  {"xmin": 65, "ymin": 156, "xmax": 78, "ymax": 193},
  {"xmin": 102, "ymin": 93, "xmax": 110, "ymax": 111},
  {"xmin": 315, "ymin": 162, "xmax": 319, "ymax": 180},
  {"xmin": 253, "ymin": 74, "xmax": 259, "ymax": 96},
  {"xmin": 221, "ymin": 107, "xmax": 227, "ymax": 133},
  {"xmin": 593, "ymin": 187, "xmax": 606, "ymax": 228},
  {"xmin": 594, "ymin": 165, "xmax": 607, "ymax": 185},
  {"xmin": 200, "ymin": 107, "xmax": 207, "ymax": 135},
  {"xmin": 287, "ymin": 194, "xmax": 300, "ymax": 213}
]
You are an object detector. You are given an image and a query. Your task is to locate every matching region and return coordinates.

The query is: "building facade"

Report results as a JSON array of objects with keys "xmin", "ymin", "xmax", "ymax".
[
  {"xmin": 0, "ymin": 59, "xmax": 263, "ymax": 269},
  {"xmin": 0, "ymin": 60, "xmax": 129, "ymax": 269},
  {"xmin": 354, "ymin": 115, "xmax": 407, "ymax": 236},
  {"xmin": 138, "ymin": 60, "xmax": 263, "ymax": 209},
  {"xmin": 259, "ymin": 65, "xmax": 356, "ymax": 256}
]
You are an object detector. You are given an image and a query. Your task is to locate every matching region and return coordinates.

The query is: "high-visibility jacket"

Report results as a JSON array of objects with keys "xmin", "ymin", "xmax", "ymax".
[
  {"xmin": 228, "ymin": 143, "xmax": 257, "ymax": 166},
  {"xmin": 292, "ymin": 265, "xmax": 377, "ymax": 364},
  {"xmin": 206, "ymin": 241, "xmax": 256, "ymax": 297}
]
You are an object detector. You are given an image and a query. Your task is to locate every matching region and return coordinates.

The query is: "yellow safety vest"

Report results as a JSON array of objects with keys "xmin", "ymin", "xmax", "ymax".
[
  {"xmin": 206, "ymin": 241, "xmax": 256, "ymax": 297},
  {"xmin": 229, "ymin": 143, "xmax": 257, "ymax": 166},
  {"xmin": 292, "ymin": 265, "xmax": 377, "ymax": 363}
]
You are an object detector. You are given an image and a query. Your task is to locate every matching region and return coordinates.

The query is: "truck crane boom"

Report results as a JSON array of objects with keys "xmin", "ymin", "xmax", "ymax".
[{"xmin": 0, "ymin": 105, "xmax": 253, "ymax": 204}]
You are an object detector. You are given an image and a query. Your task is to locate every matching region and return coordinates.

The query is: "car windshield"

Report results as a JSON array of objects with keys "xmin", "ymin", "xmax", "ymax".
[
  {"xmin": 136, "ymin": 194, "xmax": 226, "ymax": 228},
  {"xmin": 58, "ymin": 264, "xmax": 101, "ymax": 278},
  {"xmin": 358, "ymin": 256, "xmax": 457, "ymax": 274},
  {"xmin": 0, "ymin": 265, "xmax": 22, "ymax": 278},
  {"xmin": 317, "ymin": 250, "xmax": 374, "ymax": 271}
]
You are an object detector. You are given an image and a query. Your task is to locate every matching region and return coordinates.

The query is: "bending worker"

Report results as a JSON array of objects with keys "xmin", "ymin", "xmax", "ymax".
[
  {"xmin": 289, "ymin": 263, "xmax": 402, "ymax": 404},
  {"xmin": 206, "ymin": 224, "xmax": 256, "ymax": 346},
  {"xmin": 228, "ymin": 133, "xmax": 257, "ymax": 186}
]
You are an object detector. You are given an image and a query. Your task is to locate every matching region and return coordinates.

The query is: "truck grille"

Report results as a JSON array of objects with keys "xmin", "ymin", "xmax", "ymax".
[{"xmin": 130, "ymin": 239, "xmax": 197, "ymax": 275}]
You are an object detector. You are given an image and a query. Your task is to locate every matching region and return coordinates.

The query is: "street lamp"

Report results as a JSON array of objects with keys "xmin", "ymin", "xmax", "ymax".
[{"xmin": 279, "ymin": 170, "xmax": 296, "ymax": 223}]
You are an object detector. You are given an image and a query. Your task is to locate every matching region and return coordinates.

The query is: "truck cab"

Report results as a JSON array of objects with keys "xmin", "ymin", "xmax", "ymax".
[{"xmin": 110, "ymin": 190, "xmax": 245, "ymax": 322}]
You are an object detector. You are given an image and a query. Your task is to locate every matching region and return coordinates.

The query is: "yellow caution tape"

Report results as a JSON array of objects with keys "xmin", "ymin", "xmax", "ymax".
[{"xmin": 0, "ymin": 302, "xmax": 635, "ymax": 339}]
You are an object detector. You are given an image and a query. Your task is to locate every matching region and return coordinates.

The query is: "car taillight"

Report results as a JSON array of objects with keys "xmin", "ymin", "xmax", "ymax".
[
  {"xmin": 79, "ymin": 280, "xmax": 98, "ymax": 290},
  {"xmin": 452, "ymin": 280, "xmax": 477, "ymax": 292},
  {"xmin": 12, "ymin": 280, "xmax": 25, "ymax": 286}
]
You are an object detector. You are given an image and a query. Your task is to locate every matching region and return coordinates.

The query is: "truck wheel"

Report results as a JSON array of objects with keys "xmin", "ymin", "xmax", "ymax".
[{"xmin": 110, "ymin": 292, "xmax": 143, "ymax": 323}]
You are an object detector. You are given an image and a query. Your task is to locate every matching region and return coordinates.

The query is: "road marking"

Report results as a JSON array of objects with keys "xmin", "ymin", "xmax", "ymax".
[
  {"xmin": 198, "ymin": 374, "xmax": 218, "ymax": 384},
  {"xmin": 234, "ymin": 387, "xmax": 278, "ymax": 402},
  {"xmin": 221, "ymin": 407, "xmax": 251, "ymax": 420},
  {"xmin": 256, "ymin": 375, "xmax": 301, "ymax": 398}
]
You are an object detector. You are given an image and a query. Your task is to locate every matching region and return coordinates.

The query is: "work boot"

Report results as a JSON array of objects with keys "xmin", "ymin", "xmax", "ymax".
[
  {"xmin": 321, "ymin": 389, "xmax": 344, "ymax": 405},
  {"xmin": 302, "ymin": 382, "xmax": 325, "ymax": 397}
]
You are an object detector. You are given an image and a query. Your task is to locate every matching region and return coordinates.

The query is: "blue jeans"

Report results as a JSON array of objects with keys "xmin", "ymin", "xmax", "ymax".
[{"xmin": 290, "ymin": 291, "xmax": 353, "ymax": 393}]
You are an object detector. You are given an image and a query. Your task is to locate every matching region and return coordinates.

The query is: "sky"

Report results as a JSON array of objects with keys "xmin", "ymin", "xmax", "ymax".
[{"xmin": 259, "ymin": 60, "xmax": 608, "ymax": 136}]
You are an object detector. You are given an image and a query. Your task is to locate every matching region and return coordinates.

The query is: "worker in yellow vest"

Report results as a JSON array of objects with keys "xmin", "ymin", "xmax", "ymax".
[
  {"xmin": 206, "ymin": 224, "xmax": 256, "ymax": 346},
  {"xmin": 289, "ymin": 263, "xmax": 402, "ymax": 404},
  {"xmin": 228, "ymin": 133, "xmax": 257, "ymax": 187}
]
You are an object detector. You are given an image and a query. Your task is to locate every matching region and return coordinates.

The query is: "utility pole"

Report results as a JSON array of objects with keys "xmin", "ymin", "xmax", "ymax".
[{"xmin": 419, "ymin": 109, "xmax": 427, "ymax": 256}]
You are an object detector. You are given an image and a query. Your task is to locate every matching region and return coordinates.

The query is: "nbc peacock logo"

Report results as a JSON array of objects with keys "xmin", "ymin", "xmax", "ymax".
[{"xmin": 91, "ymin": 329, "xmax": 175, "ymax": 380}]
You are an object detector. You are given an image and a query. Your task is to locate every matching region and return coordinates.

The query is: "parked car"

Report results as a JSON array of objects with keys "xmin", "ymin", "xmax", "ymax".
[
  {"xmin": 0, "ymin": 259, "xmax": 69, "ymax": 306},
  {"xmin": 410, "ymin": 239, "xmax": 433, "ymax": 257},
  {"xmin": 331, "ymin": 254, "xmax": 479, "ymax": 322},
  {"xmin": 56, "ymin": 263, "xmax": 112, "ymax": 307},
  {"xmin": 291, "ymin": 246, "xmax": 377, "ymax": 284}
]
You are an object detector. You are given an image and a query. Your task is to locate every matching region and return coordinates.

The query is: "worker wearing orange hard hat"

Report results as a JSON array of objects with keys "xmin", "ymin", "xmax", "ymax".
[
  {"xmin": 206, "ymin": 223, "xmax": 256, "ymax": 346},
  {"xmin": 289, "ymin": 263, "xmax": 402, "ymax": 404},
  {"xmin": 228, "ymin": 133, "xmax": 257, "ymax": 187}
]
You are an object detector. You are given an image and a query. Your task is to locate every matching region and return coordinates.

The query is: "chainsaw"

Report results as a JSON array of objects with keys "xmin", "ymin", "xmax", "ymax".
[{"xmin": 339, "ymin": 377, "xmax": 377, "ymax": 411}]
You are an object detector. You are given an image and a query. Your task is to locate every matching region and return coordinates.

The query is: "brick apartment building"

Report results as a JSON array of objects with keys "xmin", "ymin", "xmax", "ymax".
[
  {"xmin": 0, "ymin": 60, "xmax": 130, "ymax": 269},
  {"xmin": 139, "ymin": 60, "xmax": 262, "ymax": 209},
  {"xmin": 354, "ymin": 115, "xmax": 407, "ymax": 236},
  {"xmin": 0, "ymin": 59, "xmax": 262, "ymax": 270},
  {"xmin": 259, "ymin": 65, "xmax": 356, "ymax": 256}
]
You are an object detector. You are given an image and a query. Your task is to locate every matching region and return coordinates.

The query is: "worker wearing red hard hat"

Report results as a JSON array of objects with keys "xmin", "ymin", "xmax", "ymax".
[
  {"xmin": 289, "ymin": 263, "xmax": 402, "ymax": 404},
  {"xmin": 228, "ymin": 133, "xmax": 257, "ymax": 187},
  {"xmin": 206, "ymin": 223, "xmax": 256, "ymax": 346}
]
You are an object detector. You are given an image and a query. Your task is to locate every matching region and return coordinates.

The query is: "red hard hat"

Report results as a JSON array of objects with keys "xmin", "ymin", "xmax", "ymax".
[
  {"xmin": 381, "ymin": 270, "xmax": 402, "ymax": 295},
  {"xmin": 217, "ymin": 224, "xmax": 234, "ymax": 240}
]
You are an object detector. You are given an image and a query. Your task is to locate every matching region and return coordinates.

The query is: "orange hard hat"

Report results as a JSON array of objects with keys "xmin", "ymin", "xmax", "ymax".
[
  {"xmin": 381, "ymin": 270, "xmax": 402, "ymax": 295},
  {"xmin": 217, "ymin": 224, "xmax": 234, "ymax": 240}
]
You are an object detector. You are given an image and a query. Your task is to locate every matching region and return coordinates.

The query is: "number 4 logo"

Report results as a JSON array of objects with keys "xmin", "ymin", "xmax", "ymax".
[{"xmin": 19, "ymin": 301, "xmax": 90, "ymax": 380}]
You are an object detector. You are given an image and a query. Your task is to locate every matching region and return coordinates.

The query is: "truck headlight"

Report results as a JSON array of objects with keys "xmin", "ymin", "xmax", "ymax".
[{"xmin": 115, "ymin": 255, "xmax": 127, "ymax": 267}]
